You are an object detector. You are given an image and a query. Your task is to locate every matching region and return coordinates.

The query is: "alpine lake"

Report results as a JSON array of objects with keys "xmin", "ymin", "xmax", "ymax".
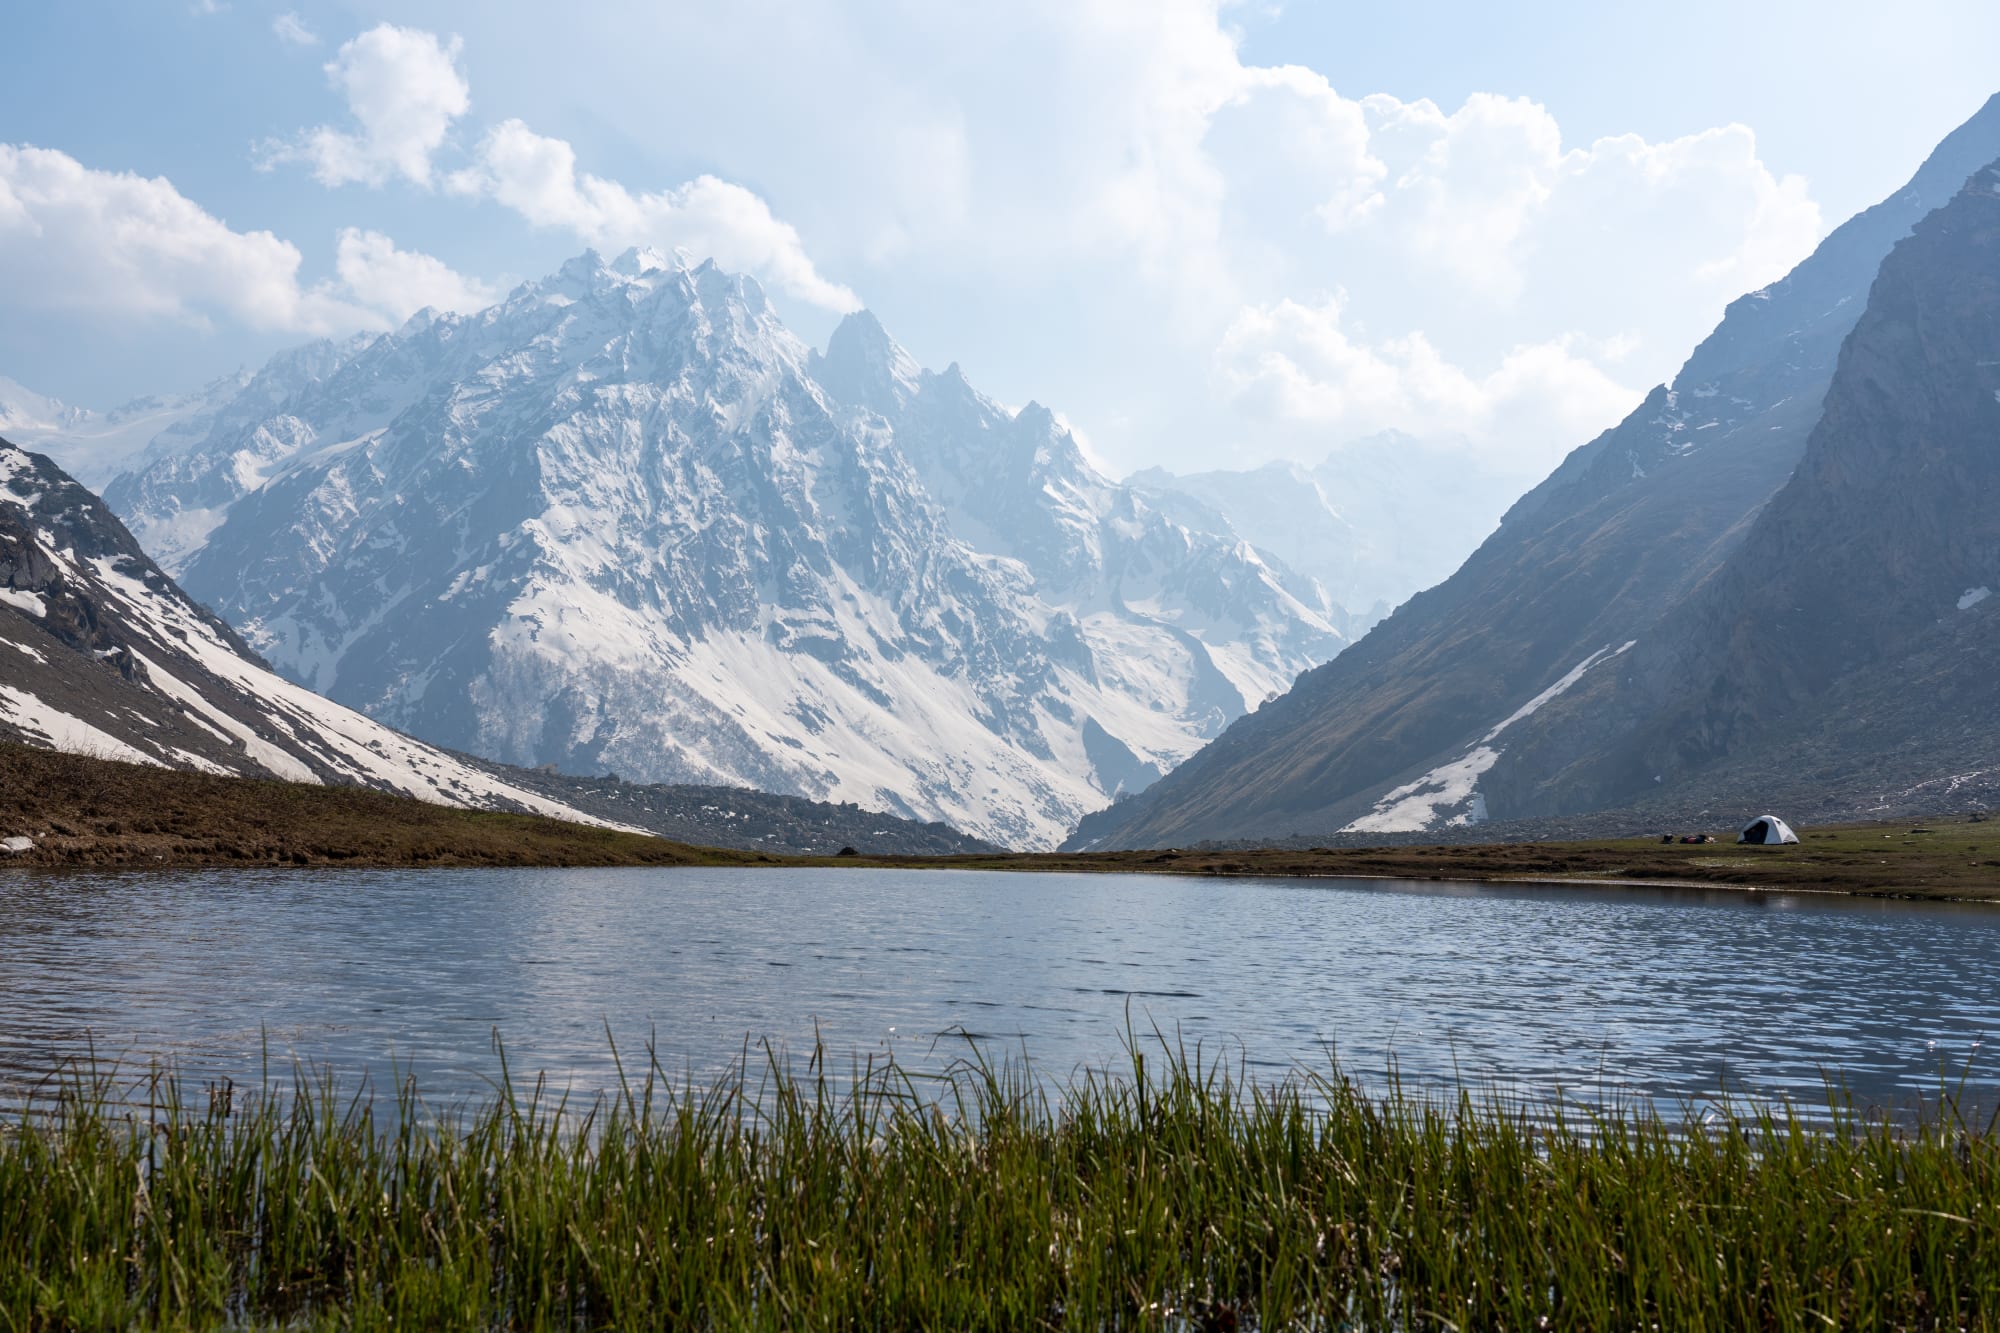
[{"xmin": 3, "ymin": 864, "xmax": 1996, "ymax": 1118}]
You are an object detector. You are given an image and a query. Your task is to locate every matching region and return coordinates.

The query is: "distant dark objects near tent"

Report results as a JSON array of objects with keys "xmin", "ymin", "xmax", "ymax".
[{"xmin": 1739, "ymin": 815, "xmax": 1800, "ymax": 845}]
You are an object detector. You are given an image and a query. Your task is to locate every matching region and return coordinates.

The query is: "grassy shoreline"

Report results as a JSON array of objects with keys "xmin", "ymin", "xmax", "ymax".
[
  {"xmin": 5, "ymin": 742, "xmax": 1999, "ymax": 898},
  {"xmin": 6, "ymin": 1044, "xmax": 1998, "ymax": 1329},
  {"xmin": 892, "ymin": 818, "xmax": 2000, "ymax": 901},
  {"xmin": 0, "ymin": 742, "xmax": 767, "ymax": 870}
]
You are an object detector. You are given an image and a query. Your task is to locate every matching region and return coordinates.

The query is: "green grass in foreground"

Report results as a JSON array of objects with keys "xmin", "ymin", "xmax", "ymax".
[{"xmin": 4, "ymin": 1045, "xmax": 1998, "ymax": 1331}]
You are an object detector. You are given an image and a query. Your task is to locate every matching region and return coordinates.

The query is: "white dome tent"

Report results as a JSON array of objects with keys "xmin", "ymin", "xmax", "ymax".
[{"xmin": 1739, "ymin": 815, "xmax": 1800, "ymax": 845}]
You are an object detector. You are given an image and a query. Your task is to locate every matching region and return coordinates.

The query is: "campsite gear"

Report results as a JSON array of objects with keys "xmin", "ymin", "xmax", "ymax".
[{"xmin": 1739, "ymin": 815, "xmax": 1800, "ymax": 845}]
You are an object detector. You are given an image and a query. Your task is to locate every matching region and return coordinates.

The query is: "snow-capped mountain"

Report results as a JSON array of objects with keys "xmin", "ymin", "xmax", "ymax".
[
  {"xmin": 812, "ymin": 311, "xmax": 1349, "ymax": 732},
  {"xmin": 0, "ymin": 372, "xmax": 249, "ymax": 494},
  {"xmin": 98, "ymin": 337, "xmax": 378, "ymax": 573},
  {"xmin": 80, "ymin": 250, "xmax": 1351, "ymax": 847},
  {"xmin": 0, "ymin": 436, "xmax": 612, "ymax": 824}
]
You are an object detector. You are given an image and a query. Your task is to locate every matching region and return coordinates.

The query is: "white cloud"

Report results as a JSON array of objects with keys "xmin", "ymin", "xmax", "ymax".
[
  {"xmin": 1178, "ymin": 71, "xmax": 1820, "ymax": 471},
  {"xmin": 0, "ymin": 143, "xmax": 359, "ymax": 332},
  {"xmin": 1186, "ymin": 65, "xmax": 1823, "ymax": 344},
  {"xmin": 269, "ymin": 24, "xmax": 469, "ymax": 188},
  {"xmin": 1213, "ymin": 294, "xmax": 1642, "ymax": 474},
  {"xmin": 0, "ymin": 144, "xmax": 491, "ymax": 335},
  {"xmin": 450, "ymin": 119, "xmax": 859, "ymax": 312},
  {"xmin": 272, "ymin": 12, "xmax": 319, "ymax": 47},
  {"xmin": 17, "ymin": 4, "xmax": 1836, "ymax": 482},
  {"xmin": 261, "ymin": 23, "xmax": 858, "ymax": 314},
  {"xmin": 1319, "ymin": 92, "xmax": 1823, "ymax": 318},
  {"xmin": 324, "ymin": 227, "xmax": 499, "ymax": 322},
  {"xmin": 495, "ymin": 2, "xmax": 1819, "ymax": 473}
]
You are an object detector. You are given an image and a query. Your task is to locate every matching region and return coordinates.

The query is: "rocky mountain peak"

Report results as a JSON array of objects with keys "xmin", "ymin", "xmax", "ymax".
[
  {"xmin": 62, "ymin": 251, "xmax": 1350, "ymax": 847},
  {"xmin": 524, "ymin": 247, "xmax": 750, "ymax": 314},
  {"xmin": 607, "ymin": 245, "xmax": 676, "ymax": 277},
  {"xmin": 1013, "ymin": 401, "xmax": 1056, "ymax": 432},
  {"xmin": 812, "ymin": 309, "xmax": 923, "ymax": 416}
]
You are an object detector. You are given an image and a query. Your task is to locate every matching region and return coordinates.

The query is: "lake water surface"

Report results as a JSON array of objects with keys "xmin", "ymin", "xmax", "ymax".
[{"xmin": 3, "ymin": 866, "xmax": 1997, "ymax": 1115}]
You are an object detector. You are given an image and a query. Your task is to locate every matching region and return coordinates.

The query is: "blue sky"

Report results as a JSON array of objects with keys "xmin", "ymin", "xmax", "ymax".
[{"xmin": 4, "ymin": 1, "xmax": 1997, "ymax": 478}]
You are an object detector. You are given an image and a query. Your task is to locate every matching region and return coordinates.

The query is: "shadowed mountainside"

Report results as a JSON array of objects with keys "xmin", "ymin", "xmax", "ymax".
[
  {"xmin": 1067, "ymin": 94, "xmax": 2000, "ymax": 850},
  {"xmin": 1487, "ymin": 158, "xmax": 2000, "ymax": 817}
]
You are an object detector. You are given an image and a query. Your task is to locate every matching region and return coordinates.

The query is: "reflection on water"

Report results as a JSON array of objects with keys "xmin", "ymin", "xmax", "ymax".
[{"xmin": 1, "ymin": 866, "xmax": 1995, "ymax": 1114}]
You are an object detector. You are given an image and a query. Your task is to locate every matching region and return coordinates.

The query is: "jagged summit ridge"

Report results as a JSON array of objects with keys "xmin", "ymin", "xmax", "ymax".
[
  {"xmin": 810, "ymin": 310, "xmax": 923, "ymax": 418},
  {"xmin": 43, "ymin": 250, "xmax": 1354, "ymax": 848}
]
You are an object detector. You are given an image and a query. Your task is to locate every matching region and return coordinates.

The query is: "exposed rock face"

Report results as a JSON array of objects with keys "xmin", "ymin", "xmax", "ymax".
[
  {"xmin": 1067, "ymin": 94, "xmax": 2000, "ymax": 850},
  {"xmin": 78, "ymin": 252, "xmax": 1347, "ymax": 848},
  {"xmin": 816, "ymin": 312, "xmax": 1353, "ymax": 737},
  {"xmin": 1486, "ymin": 159, "xmax": 2000, "ymax": 818}
]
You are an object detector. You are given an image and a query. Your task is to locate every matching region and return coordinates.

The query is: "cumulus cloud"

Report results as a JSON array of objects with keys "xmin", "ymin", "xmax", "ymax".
[
  {"xmin": 508, "ymin": 1, "xmax": 1819, "ymax": 473},
  {"xmin": 268, "ymin": 24, "xmax": 469, "ymax": 188},
  {"xmin": 0, "ymin": 143, "xmax": 490, "ymax": 335},
  {"xmin": 449, "ymin": 119, "xmax": 859, "ymax": 311},
  {"xmin": 325, "ymin": 227, "xmax": 499, "ymax": 322},
  {"xmin": 1324, "ymin": 91, "xmax": 1823, "ymax": 312},
  {"xmin": 1178, "ymin": 72, "xmax": 1821, "ymax": 470},
  {"xmin": 0, "ymin": 143, "xmax": 359, "ymax": 332},
  {"xmin": 1035, "ymin": 8, "xmax": 1817, "ymax": 469},
  {"xmin": 1213, "ymin": 295, "xmax": 1642, "ymax": 474},
  {"xmin": 271, "ymin": 12, "xmax": 318, "ymax": 46},
  {"xmin": 261, "ymin": 22, "xmax": 857, "ymax": 313}
]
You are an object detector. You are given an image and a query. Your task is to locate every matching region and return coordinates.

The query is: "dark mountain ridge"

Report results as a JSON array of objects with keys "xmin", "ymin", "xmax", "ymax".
[
  {"xmin": 1488, "ymin": 159, "xmax": 2000, "ymax": 818},
  {"xmin": 1068, "ymin": 93, "xmax": 2000, "ymax": 850}
]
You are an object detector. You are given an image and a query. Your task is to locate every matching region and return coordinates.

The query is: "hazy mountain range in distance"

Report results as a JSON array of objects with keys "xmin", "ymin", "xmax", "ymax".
[{"xmin": 1127, "ymin": 432, "xmax": 1534, "ymax": 625}]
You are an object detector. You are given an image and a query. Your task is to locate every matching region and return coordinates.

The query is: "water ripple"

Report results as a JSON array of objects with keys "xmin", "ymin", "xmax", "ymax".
[{"xmin": 0, "ymin": 866, "xmax": 1995, "ymax": 1114}]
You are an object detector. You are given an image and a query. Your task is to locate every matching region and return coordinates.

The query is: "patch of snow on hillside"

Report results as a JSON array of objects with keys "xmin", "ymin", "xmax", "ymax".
[
  {"xmin": 0, "ymin": 589, "xmax": 45, "ymax": 617},
  {"xmin": 1959, "ymin": 586, "xmax": 1991, "ymax": 611},
  {"xmin": 1343, "ymin": 746, "xmax": 1503, "ymax": 834},
  {"xmin": 1344, "ymin": 641, "xmax": 1639, "ymax": 834},
  {"xmin": 1481, "ymin": 640, "xmax": 1636, "ymax": 742},
  {"xmin": 0, "ymin": 684, "xmax": 160, "ymax": 765}
]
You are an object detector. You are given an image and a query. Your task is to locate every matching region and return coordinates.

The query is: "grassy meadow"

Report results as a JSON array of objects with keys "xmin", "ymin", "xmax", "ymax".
[{"xmin": 4, "ymin": 1042, "xmax": 1998, "ymax": 1330}]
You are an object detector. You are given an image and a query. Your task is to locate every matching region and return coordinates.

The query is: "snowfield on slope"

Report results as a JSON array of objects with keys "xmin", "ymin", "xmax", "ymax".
[
  {"xmin": 1344, "ymin": 642, "xmax": 1636, "ymax": 834},
  {"xmin": 98, "ymin": 249, "xmax": 1356, "ymax": 849}
]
